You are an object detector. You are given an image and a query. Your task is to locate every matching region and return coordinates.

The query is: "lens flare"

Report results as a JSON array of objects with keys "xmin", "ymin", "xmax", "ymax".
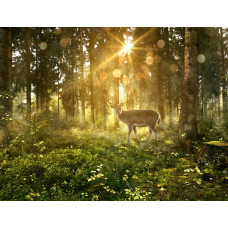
[
  {"xmin": 197, "ymin": 54, "xmax": 206, "ymax": 63},
  {"xmin": 60, "ymin": 38, "xmax": 72, "ymax": 47},
  {"xmin": 40, "ymin": 42, "xmax": 47, "ymax": 50},
  {"xmin": 113, "ymin": 69, "xmax": 122, "ymax": 78},
  {"xmin": 146, "ymin": 56, "xmax": 154, "ymax": 65},
  {"xmin": 157, "ymin": 40, "xmax": 165, "ymax": 49}
]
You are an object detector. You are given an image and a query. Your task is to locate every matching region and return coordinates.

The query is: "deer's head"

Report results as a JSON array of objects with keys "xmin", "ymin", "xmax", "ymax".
[
  {"xmin": 106, "ymin": 96, "xmax": 127, "ymax": 116},
  {"xmin": 109, "ymin": 103, "xmax": 126, "ymax": 115}
]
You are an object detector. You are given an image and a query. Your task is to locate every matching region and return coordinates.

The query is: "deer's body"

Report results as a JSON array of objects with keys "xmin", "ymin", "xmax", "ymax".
[
  {"xmin": 117, "ymin": 110, "xmax": 160, "ymax": 127},
  {"xmin": 113, "ymin": 106, "xmax": 160, "ymax": 143}
]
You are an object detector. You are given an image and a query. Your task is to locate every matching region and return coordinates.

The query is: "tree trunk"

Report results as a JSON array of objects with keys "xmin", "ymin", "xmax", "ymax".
[
  {"xmin": 80, "ymin": 28, "xmax": 85, "ymax": 125},
  {"xmin": 8, "ymin": 28, "xmax": 13, "ymax": 116},
  {"xmin": 164, "ymin": 27, "xmax": 172, "ymax": 126},
  {"xmin": 154, "ymin": 27, "xmax": 164, "ymax": 120},
  {"xmin": 179, "ymin": 28, "xmax": 199, "ymax": 145},
  {"xmin": 220, "ymin": 27, "xmax": 227, "ymax": 116},
  {"xmin": 114, "ymin": 56, "xmax": 120, "ymax": 127},
  {"xmin": 89, "ymin": 30, "xmax": 95, "ymax": 129},
  {"xmin": 25, "ymin": 28, "xmax": 31, "ymax": 119},
  {"xmin": 0, "ymin": 28, "xmax": 11, "ymax": 142},
  {"xmin": 35, "ymin": 36, "xmax": 40, "ymax": 111}
]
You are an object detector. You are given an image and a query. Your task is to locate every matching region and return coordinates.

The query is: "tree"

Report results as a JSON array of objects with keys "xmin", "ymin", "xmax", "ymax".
[
  {"xmin": 164, "ymin": 27, "xmax": 173, "ymax": 126},
  {"xmin": 0, "ymin": 28, "xmax": 11, "ymax": 142},
  {"xmin": 154, "ymin": 28, "xmax": 164, "ymax": 120},
  {"xmin": 88, "ymin": 28, "xmax": 95, "ymax": 129},
  {"xmin": 80, "ymin": 28, "xmax": 85, "ymax": 124},
  {"xmin": 220, "ymin": 27, "xmax": 227, "ymax": 116},
  {"xmin": 179, "ymin": 28, "xmax": 199, "ymax": 145},
  {"xmin": 25, "ymin": 28, "xmax": 31, "ymax": 119}
]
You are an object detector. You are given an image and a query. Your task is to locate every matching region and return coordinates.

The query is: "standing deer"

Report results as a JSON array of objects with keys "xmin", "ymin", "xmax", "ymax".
[{"xmin": 108, "ymin": 100, "xmax": 160, "ymax": 143}]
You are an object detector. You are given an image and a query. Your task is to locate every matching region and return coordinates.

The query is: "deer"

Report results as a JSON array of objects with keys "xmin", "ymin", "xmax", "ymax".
[{"xmin": 107, "ymin": 99, "xmax": 160, "ymax": 144}]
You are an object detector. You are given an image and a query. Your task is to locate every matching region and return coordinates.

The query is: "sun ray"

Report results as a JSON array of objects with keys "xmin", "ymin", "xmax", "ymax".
[
  {"xmin": 95, "ymin": 51, "xmax": 120, "ymax": 72},
  {"xmin": 104, "ymin": 28, "xmax": 125, "ymax": 47},
  {"xmin": 95, "ymin": 28, "xmax": 155, "ymax": 72},
  {"xmin": 132, "ymin": 28, "xmax": 155, "ymax": 47}
]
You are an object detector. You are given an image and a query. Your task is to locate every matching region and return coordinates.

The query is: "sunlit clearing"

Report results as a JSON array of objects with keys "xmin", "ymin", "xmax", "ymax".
[
  {"xmin": 40, "ymin": 42, "xmax": 47, "ymax": 50},
  {"xmin": 109, "ymin": 88, "xmax": 115, "ymax": 97},
  {"xmin": 54, "ymin": 27, "xmax": 61, "ymax": 34},
  {"xmin": 113, "ymin": 69, "xmax": 122, "ymax": 78},
  {"xmin": 197, "ymin": 54, "xmax": 206, "ymax": 63},
  {"xmin": 170, "ymin": 64, "xmax": 178, "ymax": 72},
  {"xmin": 99, "ymin": 71, "xmax": 107, "ymax": 80},
  {"xmin": 122, "ymin": 75, "xmax": 130, "ymax": 86},
  {"xmin": 157, "ymin": 39, "xmax": 165, "ymax": 49}
]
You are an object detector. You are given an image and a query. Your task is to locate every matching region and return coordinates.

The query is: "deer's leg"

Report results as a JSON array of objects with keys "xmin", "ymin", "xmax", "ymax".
[
  {"xmin": 133, "ymin": 126, "xmax": 138, "ymax": 140},
  {"xmin": 152, "ymin": 129, "xmax": 157, "ymax": 142},
  {"xmin": 147, "ymin": 127, "xmax": 153, "ymax": 141},
  {"xmin": 127, "ymin": 125, "xmax": 133, "ymax": 143}
]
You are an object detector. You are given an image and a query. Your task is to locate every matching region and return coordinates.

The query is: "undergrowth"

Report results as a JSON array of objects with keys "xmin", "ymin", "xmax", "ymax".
[{"xmin": 0, "ymin": 119, "xmax": 227, "ymax": 201}]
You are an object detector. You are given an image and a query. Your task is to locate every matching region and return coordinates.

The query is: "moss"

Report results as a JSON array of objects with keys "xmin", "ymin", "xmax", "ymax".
[{"xmin": 204, "ymin": 141, "xmax": 228, "ymax": 147}]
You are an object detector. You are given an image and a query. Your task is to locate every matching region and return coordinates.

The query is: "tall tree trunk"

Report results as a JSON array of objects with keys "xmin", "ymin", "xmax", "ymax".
[
  {"xmin": 220, "ymin": 27, "xmax": 227, "ymax": 116},
  {"xmin": 8, "ymin": 28, "xmax": 12, "ymax": 116},
  {"xmin": 25, "ymin": 28, "xmax": 31, "ymax": 119},
  {"xmin": 0, "ymin": 28, "xmax": 11, "ymax": 142},
  {"xmin": 154, "ymin": 27, "xmax": 164, "ymax": 120},
  {"xmin": 179, "ymin": 28, "xmax": 199, "ymax": 145},
  {"xmin": 89, "ymin": 30, "xmax": 95, "ymax": 129},
  {"xmin": 80, "ymin": 28, "xmax": 85, "ymax": 124},
  {"xmin": 35, "ymin": 36, "xmax": 40, "ymax": 111},
  {"xmin": 164, "ymin": 27, "xmax": 172, "ymax": 126},
  {"xmin": 39, "ymin": 29, "xmax": 45, "ymax": 111},
  {"xmin": 114, "ymin": 62, "xmax": 120, "ymax": 127}
]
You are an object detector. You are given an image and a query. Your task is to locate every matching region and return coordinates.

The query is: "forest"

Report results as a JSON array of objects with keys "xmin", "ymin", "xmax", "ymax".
[{"xmin": 0, "ymin": 27, "xmax": 227, "ymax": 201}]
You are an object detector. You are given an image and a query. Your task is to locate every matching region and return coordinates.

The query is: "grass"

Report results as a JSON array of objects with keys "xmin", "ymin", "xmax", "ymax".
[{"xmin": 0, "ymin": 122, "xmax": 227, "ymax": 201}]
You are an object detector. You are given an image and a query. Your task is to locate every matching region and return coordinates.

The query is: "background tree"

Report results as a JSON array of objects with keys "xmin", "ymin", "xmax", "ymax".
[
  {"xmin": 179, "ymin": 27, "xmax": 199, "ymax": 145},
  {"xmin": 0, "ymin": 28, "xmax": 12, "ymax": 142}
]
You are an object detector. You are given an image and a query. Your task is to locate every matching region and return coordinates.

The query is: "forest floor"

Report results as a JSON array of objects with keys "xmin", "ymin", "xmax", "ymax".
[{"xmin": 0, "ymin": 120, "xmax": 228, "ymax": 201}]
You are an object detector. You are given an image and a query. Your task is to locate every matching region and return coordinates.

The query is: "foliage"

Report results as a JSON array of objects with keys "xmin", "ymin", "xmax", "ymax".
[{"xmin": 0, "ymin": 122, "xmax": 227, "ymax": 201}]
